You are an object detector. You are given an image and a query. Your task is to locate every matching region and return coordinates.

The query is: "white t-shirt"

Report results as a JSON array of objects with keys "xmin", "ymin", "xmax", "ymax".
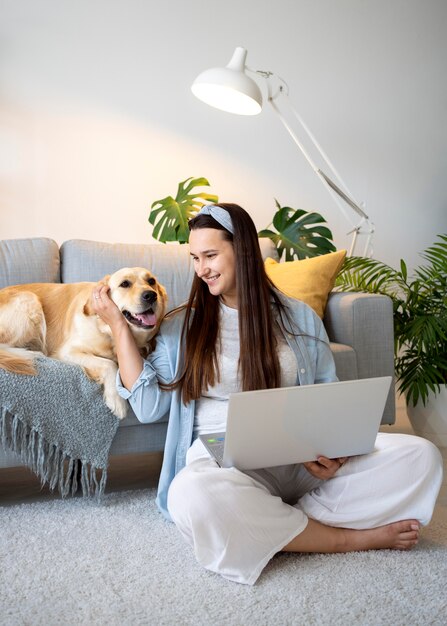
[
  {"xmin": 193, "ymin": 302, "xmax": 239, "ymax": 436},
  {"xmin": 193, "ymin": 301, "xmax": 298, "ymax": 436}
]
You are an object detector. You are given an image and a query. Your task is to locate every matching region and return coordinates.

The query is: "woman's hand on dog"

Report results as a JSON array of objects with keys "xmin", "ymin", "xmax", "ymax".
[
  {"xmin": 303, "ymin": 456, "xmax": 348, "ymax": 480},
  {"xmin": 91, "ymin": 282, "xmax": 146, "ymax": 392},
  {"xmin": 92, "ymin": 284, "xmax": 126, "ymax": 330}
]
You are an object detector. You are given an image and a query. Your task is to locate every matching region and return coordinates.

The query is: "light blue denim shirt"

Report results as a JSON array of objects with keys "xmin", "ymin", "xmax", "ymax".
[{"xmin": 117, "ymin": 293, "xmax": 337, "ymax": 521}]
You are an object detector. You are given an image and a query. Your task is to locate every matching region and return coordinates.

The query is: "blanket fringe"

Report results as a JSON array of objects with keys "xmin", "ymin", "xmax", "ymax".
[{"xmin": 1, "ymin": 407, "xmax": 107, "ymax": 499}]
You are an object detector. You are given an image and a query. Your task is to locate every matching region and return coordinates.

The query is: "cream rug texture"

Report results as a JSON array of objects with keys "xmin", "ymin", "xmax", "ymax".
[{"xmin": 1, "ymin": 488, "xmax": 446, "ymax": 626}]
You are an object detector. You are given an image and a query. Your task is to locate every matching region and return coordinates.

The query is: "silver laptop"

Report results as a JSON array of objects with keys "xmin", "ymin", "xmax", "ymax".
[{"xmin": 199, "ymin": 376, "xmax": 392, "ymax": 470}]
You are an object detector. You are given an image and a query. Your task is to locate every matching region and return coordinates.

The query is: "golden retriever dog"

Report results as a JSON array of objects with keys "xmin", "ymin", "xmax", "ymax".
[{"xmin": 0, "ymin": 267, "xmax": 167, "ymax": 419}]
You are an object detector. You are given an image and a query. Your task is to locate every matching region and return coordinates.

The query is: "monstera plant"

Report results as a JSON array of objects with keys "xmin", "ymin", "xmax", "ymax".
[
  {"xmin": 258, "ymin": 200, "xmax": 336, "ymax": 260},
  {"xmin": 149, "ymin": 178, "xmax": 336, "ymax": 260},
  {"xmin": 149, "ymin": 177, "xmax": 218, "ymax": 243}
]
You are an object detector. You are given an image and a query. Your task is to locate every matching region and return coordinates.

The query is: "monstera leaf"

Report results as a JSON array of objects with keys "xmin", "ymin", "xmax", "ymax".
[
  {"xmin": 258, "ymin": 200, "xmax": 336, "ymax": 260},
  {"xmin": 149, "ymin": 177, "xmax": 218, "ymax": 243}
]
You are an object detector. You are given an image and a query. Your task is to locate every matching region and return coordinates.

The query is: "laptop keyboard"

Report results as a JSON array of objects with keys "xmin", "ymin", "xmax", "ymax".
[
  {"xmin": 200, "ymin": 435, "xmax": 226, "ymax": 466},
  {"xmin": 210, "ymin": 441, "xmax": 225, "ymax": 465}
]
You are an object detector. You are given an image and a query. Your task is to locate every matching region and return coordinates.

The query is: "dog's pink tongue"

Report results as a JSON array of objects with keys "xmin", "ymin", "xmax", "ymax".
[{"xmin": 136, "ymin": 311, "xmax": 157, "ymax": 326}]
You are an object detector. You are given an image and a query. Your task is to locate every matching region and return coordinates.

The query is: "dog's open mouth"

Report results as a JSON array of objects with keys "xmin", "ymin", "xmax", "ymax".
[{"xmin": 123, "ymin": 308, "xmax": 157, "ymax": 329}]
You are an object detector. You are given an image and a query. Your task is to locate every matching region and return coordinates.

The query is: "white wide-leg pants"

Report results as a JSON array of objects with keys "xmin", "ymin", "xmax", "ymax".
[{"xmin": 167, "ymin": 433, "xmax": 443, "ymax": 585}]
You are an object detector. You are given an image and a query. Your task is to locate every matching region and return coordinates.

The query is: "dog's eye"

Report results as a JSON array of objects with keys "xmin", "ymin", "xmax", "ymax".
[
  {"xmin": 120, "ymin": 280, "xmax": 131, "ymax": 288},
  {"xmin": 147, "ymin": 277, "xmax": 156, "ymax": 286}
]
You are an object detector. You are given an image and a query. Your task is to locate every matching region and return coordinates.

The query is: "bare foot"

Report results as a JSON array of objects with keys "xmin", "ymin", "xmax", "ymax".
[
  {"xmin": 283, "ymin": 518, "xmax": 421, "ymax": 553},
  {"xmin": 345, "ymin": 520, "xmax": 420, "ymax": 552}
]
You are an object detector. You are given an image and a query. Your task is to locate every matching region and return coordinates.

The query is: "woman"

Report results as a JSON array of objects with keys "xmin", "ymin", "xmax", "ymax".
[{"xmin": 93, "ymin": 203, "xmax": 443, "ymax": 585}]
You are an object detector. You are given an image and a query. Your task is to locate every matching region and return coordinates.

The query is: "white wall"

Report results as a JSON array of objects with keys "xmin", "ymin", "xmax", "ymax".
[{"xmin": 1, "ymin": 0, "xmax": 446, "ymax": 271}]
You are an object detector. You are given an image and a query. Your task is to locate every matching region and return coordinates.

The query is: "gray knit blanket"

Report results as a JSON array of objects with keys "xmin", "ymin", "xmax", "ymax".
[{"xmin": 0, "ymin": 356, "xmax": 120, "ymax": 498}]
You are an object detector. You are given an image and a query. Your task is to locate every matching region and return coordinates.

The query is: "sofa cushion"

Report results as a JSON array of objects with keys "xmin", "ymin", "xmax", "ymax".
[
  {"xmin": 264, "ymin": 250, "xmax": 347, "ymax": 318},
  {"xmin": 0, "ymin": 238, "xmax": 60, "ymax": 288}
]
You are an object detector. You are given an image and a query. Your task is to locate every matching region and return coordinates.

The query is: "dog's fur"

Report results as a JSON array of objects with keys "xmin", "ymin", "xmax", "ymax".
[{"xmin": 0, "ymin": 268, "xmax": 167, "ymax": 418}]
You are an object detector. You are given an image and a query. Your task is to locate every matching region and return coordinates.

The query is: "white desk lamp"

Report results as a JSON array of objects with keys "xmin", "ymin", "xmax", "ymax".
[{"xmin": 191, "ymin": 46, "xmax": 375, "ymax": 257}]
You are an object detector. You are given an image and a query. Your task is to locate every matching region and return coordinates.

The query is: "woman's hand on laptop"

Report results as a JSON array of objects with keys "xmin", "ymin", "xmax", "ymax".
[{"xmin": 303, "ymin": 456, "xmax": 348, "ymax": 480}]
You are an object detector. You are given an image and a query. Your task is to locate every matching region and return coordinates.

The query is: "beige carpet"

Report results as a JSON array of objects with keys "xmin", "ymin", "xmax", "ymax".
[
  {"xmin": 0, "ymin": 396, "xmax": 445, "ymax": 626},
  {"xmin": 1, "ymin": 486, "xmax": 446, "ymax": 626}
]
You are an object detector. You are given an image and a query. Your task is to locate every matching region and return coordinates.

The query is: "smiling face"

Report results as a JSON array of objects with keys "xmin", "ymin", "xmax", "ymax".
[
  {"xmin": 189, "ymin": 228, "xmax": 237, "ymax": 308},
  {"xmin": 107, "ymin": 267, "xmax": 167, "ymax": 333}
]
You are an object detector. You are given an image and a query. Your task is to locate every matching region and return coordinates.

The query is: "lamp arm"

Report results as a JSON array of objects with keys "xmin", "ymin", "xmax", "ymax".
[
  {"xmin": 282, "ymin": 91, "xmax": 363, "ymax": 212},
  {"xmin": 246, "ymin": 68, "xmax": 375, "ymax": 256},
  {"xmin": 254, "ymin": 71, "xmax": 363, "ymax": 209},
  {"xmin": 268, "ymin": 93, "xmax": 358, "ymax": 228}
]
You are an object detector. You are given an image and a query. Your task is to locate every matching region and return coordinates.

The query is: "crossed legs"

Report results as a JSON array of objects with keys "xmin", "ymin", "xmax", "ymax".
[{"xmin": 168, "ymin": 433, "xmax": 443, "ymax": 584}]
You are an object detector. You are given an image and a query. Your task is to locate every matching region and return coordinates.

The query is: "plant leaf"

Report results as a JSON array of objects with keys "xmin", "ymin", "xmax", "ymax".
[
  {"xmin": 336, "ymin": 234, "xmax": 447, "ymax": 406},
  {"xmin": 258, "ymin": 203, "xmax": 336, "ymax": 260},
  {"xmin": 400, "ymin": 259, "xmax": 407, "ymax": 282},
  {"xmin": 149, "ymin": 177, "xmax": 218, "ymax": 244}
]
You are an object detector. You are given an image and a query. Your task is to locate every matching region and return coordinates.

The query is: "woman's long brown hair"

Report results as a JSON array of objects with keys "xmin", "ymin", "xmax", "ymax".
[{"xmin": 166, "ymin": 203, "xmax": 285, "ymax": 404}]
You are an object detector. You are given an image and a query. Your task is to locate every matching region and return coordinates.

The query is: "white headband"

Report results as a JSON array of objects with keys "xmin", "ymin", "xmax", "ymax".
[{"xmin": 196, "ymin": 204, "xmax": 234, "ymax": 234}]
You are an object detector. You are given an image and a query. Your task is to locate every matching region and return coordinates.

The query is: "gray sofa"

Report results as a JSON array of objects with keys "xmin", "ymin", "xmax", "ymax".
[{"xmin": 0, "ymin": 237, "xmax": 395, "ymax": 470}]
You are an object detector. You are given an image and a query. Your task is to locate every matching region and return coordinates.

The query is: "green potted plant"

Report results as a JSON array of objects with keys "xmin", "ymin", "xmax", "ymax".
[
  {"xmin": 258, "ymin": 200, "xmax": 336, "ymax": 260},
  {"xmin": 336, "ymin": 234, "xmax": 447, "ymax": 446},
  {"xmin": 149, "ymin": 178, "xmax": 336, "ymax": 259},
  {"xmin": 149, "ymin": 177, "xmax": 218, "ymax": 243}
]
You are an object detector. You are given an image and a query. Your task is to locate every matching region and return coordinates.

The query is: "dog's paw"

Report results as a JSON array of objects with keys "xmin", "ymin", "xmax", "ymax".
[{"xmin": 104, "ymin": 390, "xmax": 128, "ymax": 420}]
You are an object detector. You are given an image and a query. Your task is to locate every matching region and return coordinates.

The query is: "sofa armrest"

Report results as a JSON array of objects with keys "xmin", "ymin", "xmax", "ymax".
[{"xmin": 324, "ymin": 291, "xmax": 395, "ymax": 424}]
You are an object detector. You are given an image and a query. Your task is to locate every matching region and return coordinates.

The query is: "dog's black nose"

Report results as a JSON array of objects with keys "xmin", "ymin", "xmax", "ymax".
[{"xmin": 142, "ymin": 290, "xmax": 157, "ymax": 305}]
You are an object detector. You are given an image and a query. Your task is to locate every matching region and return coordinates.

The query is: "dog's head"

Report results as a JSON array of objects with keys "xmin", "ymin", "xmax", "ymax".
[{"xmin": 106, "ymin": 267, "xmax": 167, "ymax": 340}]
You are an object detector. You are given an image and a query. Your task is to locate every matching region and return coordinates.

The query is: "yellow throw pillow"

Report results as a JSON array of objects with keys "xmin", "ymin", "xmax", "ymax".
[{"xmin": 264, "ymin": 250, "xmax": 347, "ymax": 318}]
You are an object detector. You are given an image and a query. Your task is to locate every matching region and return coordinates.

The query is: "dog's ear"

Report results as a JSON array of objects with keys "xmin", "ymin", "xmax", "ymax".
[
  {"xmin": 158, "ymin": 282, "xmax": 168, "ymax": 301},
  {"xmin": 99, "ymin": 274, "xmax": 111, "ymax": 286}
]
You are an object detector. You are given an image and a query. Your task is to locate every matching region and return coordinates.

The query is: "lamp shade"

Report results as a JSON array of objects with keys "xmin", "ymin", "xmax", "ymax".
[{"xmin": 191, "ymin": 47, "xmax": 262, "ymax": 115}]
